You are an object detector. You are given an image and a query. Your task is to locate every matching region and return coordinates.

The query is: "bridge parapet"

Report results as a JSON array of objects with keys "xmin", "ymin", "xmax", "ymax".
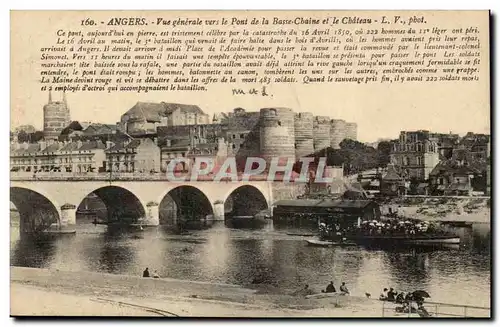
[{"xmin": 10, "ymin": 172, "xmax": 280, "ymax": 182}]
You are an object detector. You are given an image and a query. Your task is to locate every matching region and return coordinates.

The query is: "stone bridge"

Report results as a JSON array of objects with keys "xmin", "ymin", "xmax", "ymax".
[{"xmin": 10, "ymin": 175, "xmax": 276, "ymax": 233}]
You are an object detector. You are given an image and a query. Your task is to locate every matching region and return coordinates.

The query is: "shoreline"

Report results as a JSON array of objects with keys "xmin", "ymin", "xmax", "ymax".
[{"xmin": 10, "ymin": 266, "xmax": 490, "ymax": 317}]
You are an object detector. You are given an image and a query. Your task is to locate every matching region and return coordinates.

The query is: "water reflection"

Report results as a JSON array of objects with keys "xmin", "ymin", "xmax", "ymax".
[
  {"xmin": 383, "ymin": 252, "xmax": 431, "ymax": 287},
  {"xmin": 11, "ymin": 234, "xmax": 57, "ymax": 268},
  {"xmin": 10, "ymin": 219, "xmax": 491, "ymax": 307}
]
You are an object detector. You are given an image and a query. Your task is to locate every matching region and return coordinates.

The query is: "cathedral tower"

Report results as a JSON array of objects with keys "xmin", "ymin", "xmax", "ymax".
[{"xmin": 43, "ymin": 91, "xmax": 71, "ymax": 140}]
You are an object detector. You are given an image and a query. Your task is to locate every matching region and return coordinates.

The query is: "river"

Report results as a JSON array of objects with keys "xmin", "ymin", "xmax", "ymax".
[{"xmin": 10, "ymin": 215, "xmax": 491, "ymax": 308}]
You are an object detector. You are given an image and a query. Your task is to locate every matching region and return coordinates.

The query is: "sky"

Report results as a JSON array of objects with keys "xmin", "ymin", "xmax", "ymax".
[{"xmin": 10, "ymin": 10, "xmax": 491, "ymax": 143}]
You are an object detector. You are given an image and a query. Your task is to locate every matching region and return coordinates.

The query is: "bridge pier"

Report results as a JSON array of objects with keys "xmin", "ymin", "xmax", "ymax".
[
  {"xmin": 143, "ymin": 202, "xmax": 160, "ymax": 226},
  {"xmin": 213, "ymin": 202, "xmax": 225, "ymax": 221},
  {"xmin": 59, "ymin": 203, "xmax": 76, "ymax": 231}
]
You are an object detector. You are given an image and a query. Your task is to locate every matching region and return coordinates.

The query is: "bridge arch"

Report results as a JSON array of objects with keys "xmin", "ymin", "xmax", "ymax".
[
  {"xmin": 81, "ymin": 185, "xmax": 146, "ymax": 224},
  {"xmin": 223, "ymin": 185, "xmax": 269, "ymax": 218},
  {"xmin": 10, "ymin": 186, "xmax": 61, "ymax": 233},
  {"xmin": 158, "ymin": 185, "xmax": 214, "ymax": 225}
]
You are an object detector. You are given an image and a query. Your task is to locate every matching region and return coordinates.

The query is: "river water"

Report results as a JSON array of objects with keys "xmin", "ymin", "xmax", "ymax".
[{"xmin": 10, "ymin": 216, "xmax": 491, "ymax": 308}]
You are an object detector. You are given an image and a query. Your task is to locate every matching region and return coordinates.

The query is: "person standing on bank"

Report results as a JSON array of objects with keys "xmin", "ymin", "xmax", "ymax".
[{"xmin": 142, "ymin": 267, "xmax": 150, "ymax": 277}]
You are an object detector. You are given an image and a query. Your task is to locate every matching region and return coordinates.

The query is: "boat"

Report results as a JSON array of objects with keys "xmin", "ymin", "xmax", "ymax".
[
  {"xmin": 306, "ymin": 239, "xmax": 357, "ymax": 247},
  {"xmin": 436, "ymin": 220, "xmax": 473, "ymax": 228},
  {"xmin": 349, "ymin": 234, "xmax": 461, "ymax": 246},
  {"xmin": 287, "ymin": 232, "xmax": 316, "ymax": 237}
]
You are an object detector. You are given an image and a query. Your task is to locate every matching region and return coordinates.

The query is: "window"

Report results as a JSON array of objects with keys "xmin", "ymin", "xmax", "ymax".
[
  {"xmin": 439, "ymin": 177, "xmax": 444, "ymax": 185},
  {"xmin": 416, "ymin": 157, "xmax": 422, "ymax": 166},
  {"xmin": 240, "ymin": 133, "xmax": 245, "ymax": 139}
]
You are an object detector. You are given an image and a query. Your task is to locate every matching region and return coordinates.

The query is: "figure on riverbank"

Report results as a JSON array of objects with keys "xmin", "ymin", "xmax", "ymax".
[
  {"xmin": 387, "ymin": 288, "xmax": 396, "ymax": 301},
  {"xmin": 153, "ymin": 270, "xmax": 160, "ymax": 279},
  {"xmin": 379, "ymin": 288, "xmax": 388, "ymax": 300},
  {"xmin": 395, "ymin": 292, "xmax": 405, "ymax": 304},
  {"xmin": 142, "ymin": 267, "xmax": 150, "ymax": 277},
  {"xmin": 340, "ymin": 282, "xmax": 350, "ymax": 295}
]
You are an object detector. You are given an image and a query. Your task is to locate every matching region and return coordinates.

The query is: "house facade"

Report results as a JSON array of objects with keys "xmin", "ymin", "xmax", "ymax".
[
  {"xmin": 104, "ymin": 138, "xmax": 161, "ymax": 173},
  {"xmin": 390, "ymin": 130, "xmax": 440, "ymax": 181}
]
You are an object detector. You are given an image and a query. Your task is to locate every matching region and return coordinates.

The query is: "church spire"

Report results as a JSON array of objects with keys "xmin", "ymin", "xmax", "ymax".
[
  {"xmin": 62, "ymin": 90, "xmax": 67, "ymax": 105},
  {"xmin": 48, "ymin": 90, "xmax": 52, "ymax": 103}
]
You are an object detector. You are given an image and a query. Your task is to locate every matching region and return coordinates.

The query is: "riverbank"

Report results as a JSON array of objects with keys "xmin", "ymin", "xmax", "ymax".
[
  {"xmin": 381, "ymin": 197, "xmax": 490, "ymax": 224},
  {"xmin": 10, "ymin": 267, "xmax": 489, "ymax": 317}
]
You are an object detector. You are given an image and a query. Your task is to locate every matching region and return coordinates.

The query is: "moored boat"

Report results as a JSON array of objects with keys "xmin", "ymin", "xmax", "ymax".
[
  {"xmin": 287, "ymin": 232, "xmax": 316, "ymax": 237},
  {"xmin": 349, "ymin": 234, "xmax": 460, "ymax": 246}
]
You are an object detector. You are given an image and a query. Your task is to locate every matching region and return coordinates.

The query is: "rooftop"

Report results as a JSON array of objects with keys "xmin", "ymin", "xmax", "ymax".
[{"xmin": 123, "ymin": 102, "xmax": 205, "ymax": 123}]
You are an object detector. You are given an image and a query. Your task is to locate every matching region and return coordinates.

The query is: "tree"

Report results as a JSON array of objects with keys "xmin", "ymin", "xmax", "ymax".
[
  {"xmin": 30, "ymin": 131, "xmax": 44, "ymax": 143},
  {"xmin": 377, "ymin": 141, "xmax": 394, "ymax": 167},
  {"xmin": 17, "ymin": 130, "xmax": 29, "ymax": 143}
]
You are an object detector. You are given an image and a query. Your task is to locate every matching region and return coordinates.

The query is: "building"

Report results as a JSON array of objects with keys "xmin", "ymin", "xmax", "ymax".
[
  {"xmin": 157, "ymin": 124, "xmax": 232, "ymax": 173},
  {"xmin": 223, "ymin": 108, "xmax": 260, "ymax": 154},
  {"xmin": 429, "ymin": 159, "xmax": 487, "ymax": 195},
  {"xmin": 390, "ymin": 130, "xmax": 440, "ymax": 181},
  {"xmin": 105, "ymin": 138, "xmax": 161, "ymax": 173},
  {"xmin": 452, "ymin": 132, "xmax": 490, "ymax": 162},
  {"xmin": 119, "ymin": 102, "xmax": 210, "ymax": 135},
  {"xmin": 273, "ymin": 198, "xmax": 381, "ymax": 226},
  {"xmin": 10, "ymin": 139, "xmax": 106, "ymax": 173},
  {"xmin": 429, "ymin": 132, "xmax": 460, "ymax": 160},
  {"xmin": 43, "ymin": 91, "xmax": 71, "ymax": 140},
  {"xmin": 379, "ymin": 164, "xmax": 409, "ymax": 197}
]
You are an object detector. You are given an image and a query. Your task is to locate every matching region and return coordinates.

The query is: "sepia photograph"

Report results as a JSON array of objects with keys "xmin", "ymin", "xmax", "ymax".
[{"xmin": 8, "ymin": 9, "xmax": 491, "ymax": 318}]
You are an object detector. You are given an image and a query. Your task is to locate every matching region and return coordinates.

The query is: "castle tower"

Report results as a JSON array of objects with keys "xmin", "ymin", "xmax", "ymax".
[
  {"xmin": 259, "ymin": 107, "xmax": 295, "ymax": 164},
  {"xmin": 43, "ymin": 91, "xmax": 70, "ymax": 140},
  {"xmin": 330, "ymin": 119, "xmax": 347, "ymax": 149},
  {"xmin": 294, "ymin": 112, "xmax": 314, "ymax": 158},
  {"xmin": 345, "ymin": 122, "xmax": 358, "ymax": 141},
  {"xmin": 313, "ymin": 116, "xmax": 331, "ymax": 151}
]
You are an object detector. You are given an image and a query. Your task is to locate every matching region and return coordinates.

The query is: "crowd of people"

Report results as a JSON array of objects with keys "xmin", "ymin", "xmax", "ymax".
[
  {"xmin": 318, "ymin": 217, "xmax": 442, "ymax": 241},
  {"xmin": 318, "ymin": 222, "xmax": 352, "ymax": 242},
  {"xmin": 379, "ymin": 287, "xmax": 431, "ymax": 316}
]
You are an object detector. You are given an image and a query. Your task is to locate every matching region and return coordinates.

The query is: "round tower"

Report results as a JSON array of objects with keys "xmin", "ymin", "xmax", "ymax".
[
  {"xmin": 313, "ymin": 116, "xmax": 331, "ymax": 151},
  {"xmin": 43, "ymin": 91, "xmax": 70, "ymax": 140},
  {"xmin": 259, "ymin": 107, "xmax": 295, "ymax": 164},
  {"xmin": 345, "ymin": 122, "xmax": 358, "ymax": 141},
  {"xmin": 330, "ymin": 119, "xmax": 347, "ymax": 149},
  {"xmin": 294, "ymin": 112, "xmax": 314, "ymax": 158}
]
